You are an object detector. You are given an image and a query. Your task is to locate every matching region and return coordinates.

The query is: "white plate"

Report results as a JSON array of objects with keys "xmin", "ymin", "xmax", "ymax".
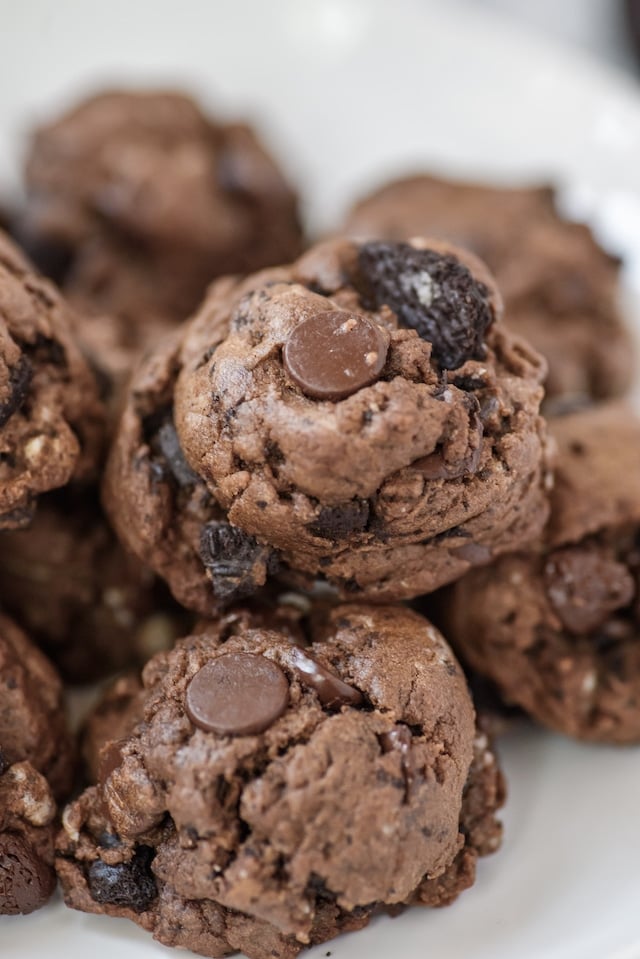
[{"xmin": 1, "ymin": 2, "xmax": 640, "ymax": 958}]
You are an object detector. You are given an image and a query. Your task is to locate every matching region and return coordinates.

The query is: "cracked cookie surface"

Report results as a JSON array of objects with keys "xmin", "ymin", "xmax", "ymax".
[
  {"xmin": 106, "ymin": 237, "xmax": 549, "ymax": 611},
  {"xmin": 56, "ymin": 603, "xmax": 504, "ymax": 958}
]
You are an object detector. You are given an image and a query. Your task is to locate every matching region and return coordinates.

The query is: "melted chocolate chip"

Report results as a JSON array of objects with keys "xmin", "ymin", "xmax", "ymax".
[
  {"xmin": 379, "ymin": 724, "xmax": 415, "ymax": 801},
  {"xmin": 185, "ymin": 653, "xmax": 289, "ymax": 735},
  {"xmin": 289, "ymin": 647, "xmax": 363, "ymax": 709},
  {"xmin": 0, "ymin": 356, "xmax": 32, "ymax": 428},
  {"xmin": 87, "ymin": 846, "xmax": 157, "ymax": 913},
  {"xmin": 283, "ymin": 310, "xmax": 388, "ymax": 400},
  {"xmin": 0, "ymin": 834, "xmax": 56, "ymax": 915},
  {"xmin": 307, "ymin": 500, "xmax": 370, "ymax": 540},
  {"xmin": 356, "ymin": 242, "xmax": 493, "ymax": 369},
  {"xmin": 544, "ymin": 545, "xmax": 635, "ymax": 636},
  {"xmin": 199, "ymin": 521, "xmax": 275, "ymax": 602}
]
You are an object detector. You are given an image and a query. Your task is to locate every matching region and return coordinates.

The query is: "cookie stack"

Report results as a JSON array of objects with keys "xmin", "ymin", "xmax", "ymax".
[{"xmin": 0, "ymin": 90, "xmax": 637, "ymax": 959}]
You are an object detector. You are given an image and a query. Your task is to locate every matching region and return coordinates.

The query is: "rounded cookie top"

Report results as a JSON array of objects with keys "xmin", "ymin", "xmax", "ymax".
[
  {"xmin": 0, "ymin": 613, "xmax": 74, "ymax": 797},
  {"xmin": 0, "ymin": 229, "xmax": 104, "ymax": 527},
  {"xmin": 168, "ymin": 236, "xmax": 548, "ymax": 603},
  {"xmin": 21, "ymin": 89, "xmax": 302, "ymax": 327},
  {"xmin": 58, "ymin": 604, "xmax": 475, "ymax": 950},
  {"xmin": 344, "ymin": 173, "xmax": 632, "ymax": 404}
]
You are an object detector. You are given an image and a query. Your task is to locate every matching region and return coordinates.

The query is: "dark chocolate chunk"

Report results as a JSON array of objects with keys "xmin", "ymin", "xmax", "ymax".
[
  {"xmin": 0, "ymin": 749, "xmax": 9, "ymax": 775},
  {"xmin": 155, "ymin": 419, "xmax": 199, "ymax": 487},
  {"xmin": 87, "ymin": 845, "xmax": 157, "ymax": 913},
  {"xmin": 185, "ymin": 653, "xmax": 289, "ymax": 735},
  {"xmin": 356, "ymin": 241, "xmax": 493, "ymax": 369},
  {"xmin": 199, "ymin": 521, "xmax": 273, "ymax": 602},
  {"xmin": 379, "ymin": 724, "xmax": 415, "ymax": 801},
  {"xmin": 0, "ymin": 356, "xmax": 32, "ymax": 428},
  {"xmin": 307, "ymin": 499, "xmax": 370, "ymax": 540},
  {"xmin": 0, "ymin": 833, "xmax": 56, "ymax": 915},
  {"xmin": 97, "ymin": 739, "xmax": 126, "ymax": 785},
  {"xmin": 544, "ymin": 545, "xmax": 635, "ymax": 635},
  {"xmin": 288, "ymin": 647, "xmax": 363, "ymax": 709},
  {"xmin": 283, "ymin": 310, "xmax": 388, "ymax": 400}
]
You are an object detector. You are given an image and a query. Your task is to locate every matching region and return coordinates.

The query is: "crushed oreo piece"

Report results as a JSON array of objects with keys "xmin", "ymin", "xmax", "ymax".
[
  {"xmin": 154, "ymin": 419, "xmax": 199, "ymax": 487},
  {"xmin": 356, "ymin": 241, "xmax": 493, "ymax": 369},
  {"xmin": 307, "ymin": 500, "xmax": 370, "ymax": 540},
  {"xmin": 0, "ymin": 356, "xmax": 32, "ymax": 428},
  {"xmin": 87, "ymin": 846, "xmax": 157, "ymax": 913},
  {"xmin": 200, "ymin": 521, "xmax": 274, "ymax": 602}
]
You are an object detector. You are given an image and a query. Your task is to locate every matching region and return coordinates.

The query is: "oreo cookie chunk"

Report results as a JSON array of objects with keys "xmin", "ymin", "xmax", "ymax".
[
  {"xmin": 345, "ymin": 174, "xmax": 633, "ymax": 405},
  {"xmin": 0, "ymin": 229, "xmax": 104, "ymax": 527},
  {"xmin": 444, "ymin": 402, "xmax": 640, "ymax": 743},
  {"xmin": 57, "ymin": 603, "xmax": 503, "ymax": 958},
  {"xmin": 19, "ymin": 89, "xmax": 302, "ymax": 375}
]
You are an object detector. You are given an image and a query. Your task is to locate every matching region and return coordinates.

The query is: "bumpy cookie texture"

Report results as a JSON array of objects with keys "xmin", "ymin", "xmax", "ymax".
[
  {"xmin": 445, "ymin": 402, "xmax": 640, "ymax": 743},
  {"xmin": 20, "ymin": 89, "xmax": 302, "ymax": 369},
  {"xmin": 0, "ymin": 488, "xmax": 186, "ymax": 682},
  {"xmin": 0, "ymin": 760, "xmax": 58, "ymax": 914},
  {"xmin": 0, "ymin": 230, "xmax": 104, "ymax": 526},
  {"xmin": 345, "ymin": 174, "xmax": 633, "ymax": 404},
  {"xmin": 0, "ymin": 612, "xmax": 74, "ymax": 796},
  {"xmin": 56, "ymin": 603, "xmax": 495, "ymax": 958},
  {"xmin": 163, "ymin": 236, "xmax": 549, "ymax": 605}
]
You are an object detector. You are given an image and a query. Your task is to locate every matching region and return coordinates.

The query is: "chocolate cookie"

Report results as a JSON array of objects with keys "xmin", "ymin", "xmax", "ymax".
[
  {"xmin": 0, "ymin": 614, "xmax": 74, "ymax": 915},
  {"xmin": 344, "ymin": 174, "xmax": 633, "ymax": 405},
  {"xmin": 0, "ymin": 229, "xmax": 104, "ymax": 527},
  {"xmin": 444, "ymin": 402, "xmax": 640, "ymax": 743},
  {"xmin": 0, "ymin": 488, "xmax": 187, "ymax": 683},
  {"xmin": 19, "ymin": 89, "xmax": 302, "ymax": 370},
  {"xmin": 105, "ymin": 237, "xmax": 549, "ymax": 611},
  {"xmin": 56, "ymin": 603, "xmax": 503, "ymax": 958},
  {"xmin": 0, "ymin": 612, "xmax": 74, "ymax": 796},
  {"xmin": 0, "ymin": 761, "xmax": 58, "ymax": 915}
]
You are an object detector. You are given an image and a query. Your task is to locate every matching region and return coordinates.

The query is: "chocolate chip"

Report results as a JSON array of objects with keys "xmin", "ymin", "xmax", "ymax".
[
  {"xmin": 0, "ymin": 749, "xmax": 9, "ymax": 776},
  {"xmin": 199, "ymin": 521, "xmax": 274, "ymax": 602},
  {"xmin": 283, "ymin": 310, "xmax": 388, "ymax": 401},
  {"xmin": 0, "ymin": 833, "xmax": 56, "ymax": 915},
  {"xmin": 87, "ymin": 846, "xmax": 157, "ymax": 913},
  {"xmin": 379, "ymin": 724, "xmax": 415, "ymax": 801},
  {"xmin": 185, "ymin": 653, "xmax": 289, "ymax": 735},
  {"xmin": 289, "ymin": 647, "xmax": 363, "ymax": 709},
  {"xmin": 0, "ymin": 356, "xmax": 32, "ymax": 428},
  {"xmin": 356, "ymin": 242, "xmax": 493, "ymax": 369},
  {"xmin": 544, "ymin": 546, "xmax": 636, "ymax": 635},
  {"xmin": 307, "ymin": 500, "xmax": 370, "ymax": 540}
]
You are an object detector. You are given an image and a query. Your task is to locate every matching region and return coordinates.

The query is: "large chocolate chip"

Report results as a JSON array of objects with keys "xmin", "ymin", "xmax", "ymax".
[
  {"xmin": 379, "ymin": 724, "xmax": 415, "ymax": 801},
  {"xmin": 0, "ymin": 833, "xmax": 56, "ymax": 915},
  {"xmin": 289, "ymin": 647, "xmax": 363, "ymax": 709},
  {"xmin": 185, "ymin": 653, "xmax": 289, "ymax": 735},
  {"xmin": 87, "ymin": 845, "xmax": 157, "ymax": 913},
  {"xmin": 0, "ymin": 356, "xmax": 32, "ymax": 428},
  {"xmin": 200, "ymin": 521, "xmax": 275, "ymax": 602},
  {"xmin": 544, "ymin": 545, "xmax": 635, "ymax": 636},
  {"xmin": 307, "ymin": 499, "xmax": 370, "ymax": 540},
  {"xmin": 283, "ymin": 310, "xmax": 388, "ymax": 401},
  {"xmin": 356, "ymin": 242, "xmax": 493, "ymax": 369}
]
